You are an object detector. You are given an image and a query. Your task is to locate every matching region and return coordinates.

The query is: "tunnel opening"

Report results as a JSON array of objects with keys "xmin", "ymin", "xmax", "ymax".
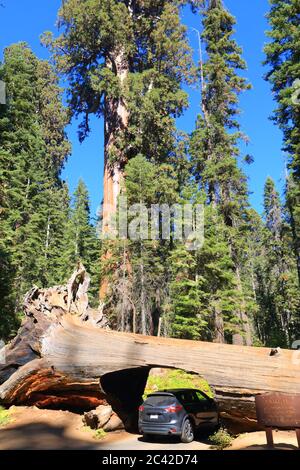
[
  {"xmin": 100, "ymin": 367, "xmax": 151, "ymax": 432},
  {"xmin": 100, "ymin": 366, "xmax": 213, "ymax": 432}
]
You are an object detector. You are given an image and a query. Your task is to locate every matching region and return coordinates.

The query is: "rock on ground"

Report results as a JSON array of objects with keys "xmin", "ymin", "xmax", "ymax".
[{"xmin": 83, "ymin": 405, "xmax": 113, "ymax": 430}]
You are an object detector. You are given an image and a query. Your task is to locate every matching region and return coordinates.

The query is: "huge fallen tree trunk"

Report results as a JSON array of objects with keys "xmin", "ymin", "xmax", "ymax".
[{"xmin": 0, "ymin": 266, "xmax": 299, "ymax": 432}]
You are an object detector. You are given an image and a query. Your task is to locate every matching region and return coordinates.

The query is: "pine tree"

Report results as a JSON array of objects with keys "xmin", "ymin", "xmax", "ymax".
[
  {"xmin": 0, "ymin": 43, "xmax": 70, "ymax": 336},
  {"xmin": 244, "ymin": 179, "xmax": 300, "ymax": 347},
  {"xmin": 63, "ymin": 180, "xmax": 101, "ymax": 306},
  {"xmin": 103, "ymin": 155, "xmax": 178, "ymax": 334},
  {"xmin": 43, "ymin": 183, "xmax": 72, "ymax": 287},
  {"xmin": 0, "ymin": 247, "xmax": 17, "ymax": 339},
  {"xmin": 0, "ymin": 43, "xmax": 44, "ymax": 309},
  {"xmin": 166, "ymin": 188, "xmax": 244, "ymax": 343},
  {"xmin": 258, "ymin": 178, "xmax": 299, "ymax": 346},
  {"xmin": 168, "ymin": 243, "xmax": 204, "ymax": 340},
  {"xmin": 189, "ymin": 0, "xmax": 253, "ymax": 344},
  {"xmin": 264, "ymin": 177, "xmax": 283, "ymax": 238},
  {"xmin": 264, "ymin": 0, "xmax": 300, "ymax": 285},
  {"xmin": 243, "ymin": 208, "xmax": 267, "ymax": 346}
]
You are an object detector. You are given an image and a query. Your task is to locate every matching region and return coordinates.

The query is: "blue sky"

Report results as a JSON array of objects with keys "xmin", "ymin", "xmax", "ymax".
[{"xmin": 0, "ymin": 0, "xmax": 285, "ymax": 219}]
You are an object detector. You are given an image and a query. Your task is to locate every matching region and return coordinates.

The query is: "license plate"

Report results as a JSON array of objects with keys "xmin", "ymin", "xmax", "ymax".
[{"xmin": 150, "ymin": 414, "xmax": 158, "ymax": 420}]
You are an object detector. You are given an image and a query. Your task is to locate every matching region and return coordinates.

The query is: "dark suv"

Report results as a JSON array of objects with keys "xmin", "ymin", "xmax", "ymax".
[{"xmin": 138, "ymin": 388, "xmax": 219, "ymax": 443}]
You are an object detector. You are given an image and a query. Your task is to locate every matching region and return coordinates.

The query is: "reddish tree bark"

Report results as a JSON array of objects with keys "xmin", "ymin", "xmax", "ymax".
[{"xmin": 100, "ymin": 47, "xmax": 129, "ymax": 300}]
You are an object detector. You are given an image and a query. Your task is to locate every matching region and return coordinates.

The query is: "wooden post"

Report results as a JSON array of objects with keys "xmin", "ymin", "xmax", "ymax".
[
  {"xmin": 296, "ymin": 428, "xmax": 300, "ymax": 449},
  {"xmin": 157, "ymin": 317, "xmax": 162, "ymax": 337},
  {"xmin": 265, "ymin": 427, "xmax": 274, "ymax": 448}
]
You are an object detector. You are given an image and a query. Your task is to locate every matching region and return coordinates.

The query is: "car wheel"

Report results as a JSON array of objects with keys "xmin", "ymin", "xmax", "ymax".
[{"xmin": 181, "ymin": 418, "xmax": 194, "ymax": 443}]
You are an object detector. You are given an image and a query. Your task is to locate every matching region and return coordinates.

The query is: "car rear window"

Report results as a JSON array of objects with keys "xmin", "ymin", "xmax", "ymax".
[
  {"xmin": 145, "ymin": 395, "xmax": 175, "ymax": 406},
  {"xmin": 176, "ymin": 391, "xmax": 208, "ymax": 404}
]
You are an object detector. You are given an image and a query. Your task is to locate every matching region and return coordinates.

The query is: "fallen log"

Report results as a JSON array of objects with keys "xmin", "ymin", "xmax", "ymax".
[
  {"xmin": 83, "ymin": 405, "xmax": 113, "ymax": 429},
  {"xmin": 0, "ymin": 266, "xmax": 299, "ymax": 432}
]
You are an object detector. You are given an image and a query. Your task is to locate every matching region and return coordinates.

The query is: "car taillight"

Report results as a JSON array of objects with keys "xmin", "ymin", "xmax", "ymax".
[
  {"xmin": 139, "ymin": 405, "xmax": 145, "ymax": 412},
  {"xmin": 165, "ymin": 405, "xmax": 183, "ymax": 413}
]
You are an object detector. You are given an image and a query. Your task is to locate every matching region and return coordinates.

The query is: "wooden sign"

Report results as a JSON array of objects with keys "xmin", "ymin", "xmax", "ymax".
[{"xmin": 255, "ymin": 393, "xmax": 300, "ymax": 448}]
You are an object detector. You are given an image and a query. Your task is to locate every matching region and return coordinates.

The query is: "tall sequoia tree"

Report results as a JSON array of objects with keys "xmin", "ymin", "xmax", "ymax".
[
  {"xmin": 264, "ymin": 0, "xmax": 300, "ymax": 285},
  {"xmin": 189, "ymin": 0, "xmax": 254, "ymax": 344},
  {"xmin": 44, "ymin": 0, "xmax": 203, "ymax": 299}
]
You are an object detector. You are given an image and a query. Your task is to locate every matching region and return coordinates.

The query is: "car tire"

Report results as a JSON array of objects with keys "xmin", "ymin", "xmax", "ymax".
[{"xmin": 181, "ymin": 418, "xmax": 194, "ymax": 443}]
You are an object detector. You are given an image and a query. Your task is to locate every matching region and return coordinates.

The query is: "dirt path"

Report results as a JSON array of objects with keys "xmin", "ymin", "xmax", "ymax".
[{"xmin": 0, "ymin": 407, "xmax": 298, "ymax": 450}]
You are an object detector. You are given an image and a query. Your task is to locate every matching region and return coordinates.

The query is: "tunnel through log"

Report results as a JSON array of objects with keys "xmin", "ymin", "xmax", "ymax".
[{"xmin": 100, "ymin": 367, "xmax": 150, "ymax": 432}]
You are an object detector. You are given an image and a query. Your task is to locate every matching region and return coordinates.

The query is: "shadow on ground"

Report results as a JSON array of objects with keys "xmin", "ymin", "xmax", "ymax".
[
  {"xmin": 0, "ymin": 422, "xmax": 96, "ymax": 450},
  {"xmin": 138, "ymin": 430, "xmax": 211, "ymax": 446},
  {"xmin": 237, "ymin": 443, "xmax": 299, "ymax": 451}
]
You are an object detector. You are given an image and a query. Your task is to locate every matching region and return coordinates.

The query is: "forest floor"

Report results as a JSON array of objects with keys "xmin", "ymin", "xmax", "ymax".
[{"xmin": 0, "ymin": 406, "xmax": 298, "ymax": 450}]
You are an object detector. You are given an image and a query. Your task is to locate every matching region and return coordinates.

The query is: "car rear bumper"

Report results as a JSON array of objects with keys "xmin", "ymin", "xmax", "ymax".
[{"xmin": 139, "ymin": 422, "xmax": 181, "ymax": 436}]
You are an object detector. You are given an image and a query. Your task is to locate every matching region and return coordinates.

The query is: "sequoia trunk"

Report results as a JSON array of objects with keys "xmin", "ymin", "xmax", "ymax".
[{"xmin": 100, "ymin": 47, "xmax": 129, "ymax": 300}]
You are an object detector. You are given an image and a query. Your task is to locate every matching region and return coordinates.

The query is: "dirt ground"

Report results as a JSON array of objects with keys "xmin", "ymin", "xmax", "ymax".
[
  {"xmin": 0, "ymin": 406, "xmax": 102, "ymax": 450},
  {"xmin": 0, "ymin": 406, "xmax": 298, "ymax": 450},
  {"xmin": 228, "ymin": 429, "xmax": 299, "ymax": 451}
]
